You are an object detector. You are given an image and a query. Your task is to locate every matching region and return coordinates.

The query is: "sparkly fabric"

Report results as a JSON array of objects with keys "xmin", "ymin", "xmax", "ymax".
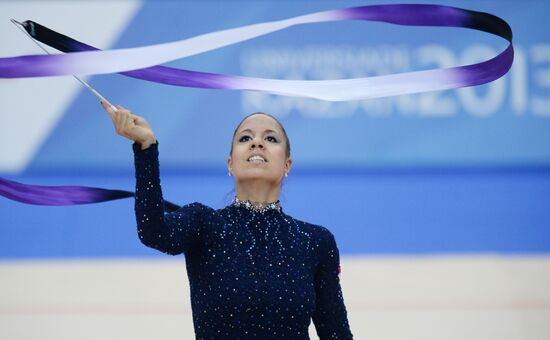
[
  {"xmin": 231, "ymin": 196, "xmax": 281, "ymax": 214},
  {"xmin": 133, "ymin": 142, "xmax": 353, "ymax": 339}
]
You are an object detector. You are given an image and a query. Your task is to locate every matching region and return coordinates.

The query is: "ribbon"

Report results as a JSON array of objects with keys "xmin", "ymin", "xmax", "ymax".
[
  {"xmin": 0, "ymin": 4, "xmax": 513, "ymax": 207},
  {"xmin": 0, "ymin": 177, "xmax": 180, "ymax": 211},
  {"xmin": 2, "ymin": 4, "xmax": 512, "ymax": 101}
]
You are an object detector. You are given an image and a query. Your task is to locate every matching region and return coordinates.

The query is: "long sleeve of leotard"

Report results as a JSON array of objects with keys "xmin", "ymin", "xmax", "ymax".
[
  {"xmin": 133, "ymin": 141, "xmax": 208, "ymax": 256},
  {"xmin": 312, "ymin": 229, "xmax": 354, "ymax": 339}
]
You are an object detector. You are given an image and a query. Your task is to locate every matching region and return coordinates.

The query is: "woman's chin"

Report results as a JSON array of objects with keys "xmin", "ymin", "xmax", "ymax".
[{"xmin": 236, "ymin": 171, "xmax": 278, "ymax": 182}]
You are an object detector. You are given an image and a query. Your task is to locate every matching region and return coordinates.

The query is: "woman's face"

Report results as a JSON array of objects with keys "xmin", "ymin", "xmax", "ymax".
[{"xmin": 228, "ymin": 114, "xmax": 291, "ymax": 184}]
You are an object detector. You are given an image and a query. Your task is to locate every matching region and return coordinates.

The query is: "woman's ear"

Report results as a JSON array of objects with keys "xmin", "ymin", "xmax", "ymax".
[
  {"xmin": 227, "ymin": 156, "xmax": 233, "ymax": 176},
  {"xmin": 285, "ymin": 158, "xmax": 292, "ymax": 175}
]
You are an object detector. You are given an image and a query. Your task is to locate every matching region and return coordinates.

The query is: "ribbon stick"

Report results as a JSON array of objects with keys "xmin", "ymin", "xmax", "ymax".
[
  {"xmin": 10, "ymin": 19, "xmax": 119, "ymax": 112},
  {"xmin": 1, "ymin": 4, "xmax": 513, "ymax": 101},
  {"xmin": 0, "ymin": 4, "xmax": 514, "ymax": 207}
]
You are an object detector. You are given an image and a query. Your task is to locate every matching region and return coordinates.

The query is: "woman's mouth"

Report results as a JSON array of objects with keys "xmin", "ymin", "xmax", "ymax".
[{"xmin": 248, "ymin": 155, "xmax": 266, "ymax": 163}]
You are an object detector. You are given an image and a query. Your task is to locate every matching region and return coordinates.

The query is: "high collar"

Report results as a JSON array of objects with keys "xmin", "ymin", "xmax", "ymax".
[{"xmin": 230, "ymin": 196, "xmax": 283, "ymax": 215}]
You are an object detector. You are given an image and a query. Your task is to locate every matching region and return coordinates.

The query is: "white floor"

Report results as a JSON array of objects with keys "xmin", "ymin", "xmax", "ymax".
[{"xmin": 1, "ymin": 255, "xmax": 549, "ymax": 339}]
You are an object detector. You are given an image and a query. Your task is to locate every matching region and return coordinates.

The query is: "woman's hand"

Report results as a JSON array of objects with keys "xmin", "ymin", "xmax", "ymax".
[{"xmin": 100, "ymin": 100, "xmax": 157, "ymax": 150}]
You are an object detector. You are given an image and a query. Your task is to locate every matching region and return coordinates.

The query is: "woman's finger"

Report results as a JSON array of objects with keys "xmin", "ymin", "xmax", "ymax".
[
  {"xmin": 121, "ymin": 112, "xmax": 135, "ymax": 133},
  {"xmin": 129, "ymin": 114, "xmax": 140, "ymax": 128},
  {"xmin": 115, "ymin": 107, "xmax": 129, "ymax": 132},
  {"xmin": 133, "ymin": 115, "xmax": 147, "ymax": 126},
  {"xmin": 99, "ymin": 100, "xmax": 116, "ymax": 120}
]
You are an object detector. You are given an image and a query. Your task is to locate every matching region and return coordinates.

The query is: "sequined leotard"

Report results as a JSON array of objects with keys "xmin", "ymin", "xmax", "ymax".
[{"xmin": 133, "ymin": 142, "xmax": 353, "ymax": 339}]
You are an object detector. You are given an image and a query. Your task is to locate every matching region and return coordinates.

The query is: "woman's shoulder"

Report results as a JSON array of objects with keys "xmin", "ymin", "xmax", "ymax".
[
  {"xmin": 286, "ymin": 216, "xmax": 339, "ymax": 262},
  {"xmin": 175, "ymin": 201, "xmax": 210, "ymax": 209},
  {"xmin": 175, "ymin": 201, "xmax": 247, "ymax": 220},
  {"xmin": 284, "ymin": 213, "xmax": 334, "ymax": 238},
  {"xmin": 172, "ymin": 201, "xmax": 217, "ymax": 216}
]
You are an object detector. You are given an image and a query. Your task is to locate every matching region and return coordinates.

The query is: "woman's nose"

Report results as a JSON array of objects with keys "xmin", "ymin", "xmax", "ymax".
[{"xmin": 251, "ymin": 138, "xmax": 264, "ymax": 149}]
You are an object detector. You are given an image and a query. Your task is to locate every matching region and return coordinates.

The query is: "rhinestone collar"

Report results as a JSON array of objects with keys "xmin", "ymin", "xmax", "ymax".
[{"xmin": 231, "ymin": 196, "xmax": 281, "ymax": 214}]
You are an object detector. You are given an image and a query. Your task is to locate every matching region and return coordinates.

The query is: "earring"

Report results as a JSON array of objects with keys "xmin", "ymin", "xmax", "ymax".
[
  {"xmin": 285, "ymin": 172, "xmax": 288, "ymax": 177},
  {"xmin": 229, "ymin": 168, "xmax": 233, "ymax": 176}
]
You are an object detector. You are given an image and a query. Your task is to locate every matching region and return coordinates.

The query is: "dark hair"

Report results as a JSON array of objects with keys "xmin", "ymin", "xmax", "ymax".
[{"xmin": 229, "ymin": 112, "xmax": 291, "ymax": 158}]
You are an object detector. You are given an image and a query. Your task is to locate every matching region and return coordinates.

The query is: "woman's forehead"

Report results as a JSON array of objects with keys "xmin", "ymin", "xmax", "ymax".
[{"xmin": 237, "ymin": 114, "xmax": 282, "ymax": 133}]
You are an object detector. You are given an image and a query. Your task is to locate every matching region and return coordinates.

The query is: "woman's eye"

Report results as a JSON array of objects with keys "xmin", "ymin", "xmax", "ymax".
[{"xmin": 238, "ymin": 135, "xmax": 278, "ymax": 142}]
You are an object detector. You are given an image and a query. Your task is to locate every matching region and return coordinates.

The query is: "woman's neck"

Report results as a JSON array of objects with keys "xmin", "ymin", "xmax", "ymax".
[{"xmin": 235, "ymin": 180, "xmax": 280, "ymax": 204}]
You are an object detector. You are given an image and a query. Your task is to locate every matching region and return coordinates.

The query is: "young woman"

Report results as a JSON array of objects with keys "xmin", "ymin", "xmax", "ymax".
[{"xmin": 101, "ymin": 100, "xmax": 353, "ymax": 339}]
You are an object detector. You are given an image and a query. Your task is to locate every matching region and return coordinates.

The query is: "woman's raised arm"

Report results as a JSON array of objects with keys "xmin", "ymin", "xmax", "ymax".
[
  {"xmin": 133, "ymin": 141, "xmax": 208, "ymax": 255},
  {"xmin": 100, "ymin": 101, "xmax": 207, "ymax": 255}
]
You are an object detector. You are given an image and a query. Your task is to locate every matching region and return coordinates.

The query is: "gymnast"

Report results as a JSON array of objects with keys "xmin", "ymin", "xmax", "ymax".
[{"xmin": 100, "ymin": 100, "xmax": 353, "ymax": 339}]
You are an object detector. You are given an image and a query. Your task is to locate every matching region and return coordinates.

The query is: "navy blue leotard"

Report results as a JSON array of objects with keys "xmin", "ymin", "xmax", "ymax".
[{"xmin": 133, "ymin": 142, "xmax": 353, "ymax": 339}]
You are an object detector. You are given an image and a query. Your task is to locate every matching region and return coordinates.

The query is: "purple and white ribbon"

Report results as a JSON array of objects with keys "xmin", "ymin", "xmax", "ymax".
[
  {"xmin": 0, "ymin": 4, "xmax": 513, "ymax": 207},
  {"xmin": 1, "ymin": 4, "xmax": 513, "ymax": 101},
  {"xmin": 0, "ymin": 177, "xmax": 180, "ymax": 211}
]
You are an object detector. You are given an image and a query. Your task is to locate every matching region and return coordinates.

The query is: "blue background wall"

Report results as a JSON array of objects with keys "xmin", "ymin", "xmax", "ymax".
[{"xmin": 1, "ymin": 0, "xmax": 549, "ymax": 258}]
